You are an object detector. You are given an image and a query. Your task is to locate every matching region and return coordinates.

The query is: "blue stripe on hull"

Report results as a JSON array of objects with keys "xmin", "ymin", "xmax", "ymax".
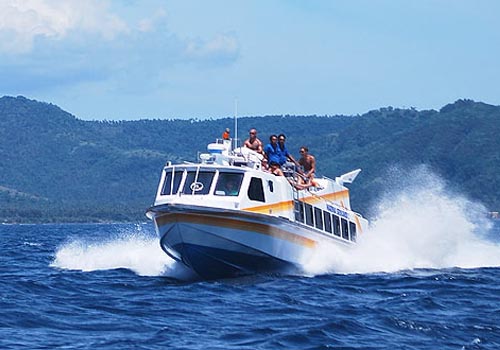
[{"xmin": 171, "ymin": 243, "xmax": 295, "ymax": 279}]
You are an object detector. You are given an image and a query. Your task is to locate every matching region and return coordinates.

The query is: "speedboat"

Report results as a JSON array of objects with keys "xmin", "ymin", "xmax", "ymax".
[{"xmin": 146, "ymin": 138, "xmax": 368, "ymax": 279}]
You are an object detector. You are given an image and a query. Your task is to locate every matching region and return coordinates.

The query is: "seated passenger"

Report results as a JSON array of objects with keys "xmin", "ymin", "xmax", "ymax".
[
  {"xmin": 215, "ymin": 173, "xmax": 242, "ymax": 196},
  {"xmin": 261, "ymin": 158, "xmax": 269, "ymax": 171},
  {"xmin": 297, "ymin": 146, "xmax": 319, "ymax": 188},
  {"xmin": 263, "ymin": 134, "xmax": 281, "ymax": 166},
  {"xmin": 269, "ymin": 161, "xmax": 284, "ymax": 176},
  {"xmin": 223, "ymin": 178, "xmax": 239, "ymax": 196},
  {"xmin": 277, "ymin": 133, "xmax": 298, "ymax": 176},
  {"xmin": 277, "ymin": 134, "xmax": 298, "ymax": 166}
]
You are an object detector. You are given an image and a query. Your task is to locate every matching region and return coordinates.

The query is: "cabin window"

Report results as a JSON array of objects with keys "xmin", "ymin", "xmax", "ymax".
[
  {"xmin": 349, "ymin": 222, "xmax": 357, "ymax": 242},
  {"xmin": 294, "ymin": 201, "xmax": 304, "ymax": 223},
  {"xmin": 161, "ymin": 170, "xmax": 183, "ymax": 195},
  {"xmin": 341, "ymin": 218, "xmax": 349, "ymax": 240},
  {"xmin": 305, "ymin": 203, "xmax": 314, "ymax": 226},
  {"xmin": 268, "ymin": 180, "xmax": 274, "ymax": 192},
  {"xmin": 314, "ymin": 207, "xmax": 323, "ymax": 230},
  {"xmin": 214, "ymin": 173, "xmax": 244, "ymax": 196},
  {"xmin": 324, "ymin": 211, "xmax": 332, "ymax": 234},
  {"xmin": 333, "ymin": 215, "xmax": 341, "ymax": 237},
  {"xmin": 182, "ymin": 171, "xmax": 215, "ymax": 195},
  {"xmin": 248, "ymin": 177, "xmax": 265, "ymax": 202}
]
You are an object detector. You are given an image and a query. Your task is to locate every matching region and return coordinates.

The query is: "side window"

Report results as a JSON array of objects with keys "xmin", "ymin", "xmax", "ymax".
[
  {"xmin": 349, "ymin": 222, "xmax": 357, "ymax": 242},
  {"xmin": 314, "ymin": 207, "xmax": 323, "ymax": 230},
  {"xmin": 268, "ymin": 180, "xmax": 274, "ymax": 192},
  {"xmin": 182, "ymin": 171, "xmax": 215, "ymax": 195},
  {"xmin": 333, "ymin": 215, "xmax": 341, "ymax": 236},
  {"xmin": 215, "ymin": 173, "xmax": 244, "ymax": 196},
  {"xmin": 161, "ymin": 170, "xmax": 183, "ymax": 195},
  {"xmin": 305, "ymin": 203, "xmax": 313, "ymax": 226},
  {"xmin": 324, "ymin": 211, "xmax": 332, "ymax": 233},
  {"xmin": 341, "ymin": 218, "xmax": 349, "ymax": 240},
  {"xmin": 294, "ymin": 200, "xmax": 304, "ymax": 223},
  {"xmin": 248, "ymin": 177, "xmax": 265, "ymax": 202}
]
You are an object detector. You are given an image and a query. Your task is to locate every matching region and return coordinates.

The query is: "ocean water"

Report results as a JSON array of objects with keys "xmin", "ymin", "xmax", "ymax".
[{"xmin": 2, "ymin": 175, "xmax": 500, "ymax": 349}]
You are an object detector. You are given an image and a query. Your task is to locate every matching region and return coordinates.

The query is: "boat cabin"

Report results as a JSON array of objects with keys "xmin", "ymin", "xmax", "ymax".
[{"xmin": 155, "ymin": 162, "xmax": 361, "ymax": 244}]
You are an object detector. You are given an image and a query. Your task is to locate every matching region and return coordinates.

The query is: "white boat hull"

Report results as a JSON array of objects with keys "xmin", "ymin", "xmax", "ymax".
[{"xmin": 148, "ymin": 204, "xmax": 351, "ymax": 279}]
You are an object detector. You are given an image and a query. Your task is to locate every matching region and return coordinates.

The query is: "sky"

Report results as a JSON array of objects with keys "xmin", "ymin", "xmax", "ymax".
[{"xmin": 1, "ymin": 0, "xmax": 499, "ymax": 120}]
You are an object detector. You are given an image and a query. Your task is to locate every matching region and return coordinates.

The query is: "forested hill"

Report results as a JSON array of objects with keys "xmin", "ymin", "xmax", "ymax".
[{"xmin": 1, "ymin": 95, "xmax": 499, "ymax": 223}]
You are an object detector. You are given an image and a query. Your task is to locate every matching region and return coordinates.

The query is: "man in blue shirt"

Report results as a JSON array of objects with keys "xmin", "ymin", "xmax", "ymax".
[
  {"xmin": 264, "ymin": 134, "xmax": 282, "ymax": 166},
  {"xmin": 264, "ymin": 135, "xmax": 285, "ymax": 176},
  {"xmin": 277, "ymin": 133, "xmax": 298, "ymax": 166}
]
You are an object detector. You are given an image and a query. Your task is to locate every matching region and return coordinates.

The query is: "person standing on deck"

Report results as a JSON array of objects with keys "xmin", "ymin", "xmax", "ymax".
[{"xmin": 244, "ymin": 128, "xmax": 263, "ymax": 154}]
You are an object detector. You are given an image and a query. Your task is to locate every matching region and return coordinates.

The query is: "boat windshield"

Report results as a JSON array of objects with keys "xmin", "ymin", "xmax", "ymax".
[
  {"xmin": 161, "ymin": 170, "xmax": 184, "ymax": 195},
  {"xmin": 182, "ymin": 170, "xmax": 215, "ymax": 195},
  {"xmin": 214, "ymin": 173, "xmax": 244, "ymax": 196}
]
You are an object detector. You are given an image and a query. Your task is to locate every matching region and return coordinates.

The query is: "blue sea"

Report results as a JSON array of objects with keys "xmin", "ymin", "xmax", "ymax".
[{"xmin": 1, "ymin": 183, "xmax": 500, "ymax": 349}]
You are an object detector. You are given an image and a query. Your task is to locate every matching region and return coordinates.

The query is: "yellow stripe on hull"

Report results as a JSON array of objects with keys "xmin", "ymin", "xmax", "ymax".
[
  {"xmin": 155, "ymin": 212, "xmax": 317, "ymax": 248},
  {"xmin": 243, "ymin": 189, "xmax": 349, "ymax": 214}
]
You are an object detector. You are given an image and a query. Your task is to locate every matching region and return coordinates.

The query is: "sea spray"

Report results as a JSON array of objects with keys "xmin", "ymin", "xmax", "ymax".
[
  {"xmin": 303, "ymin": 166, "xmax": 500, "ymax": 275},
  {"xmin": 51, "ymin": 224, "xmax": 194, "ymax": 279}
]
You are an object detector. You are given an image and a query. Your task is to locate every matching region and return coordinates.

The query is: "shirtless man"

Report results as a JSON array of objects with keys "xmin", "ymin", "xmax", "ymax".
[
  {"xmin": 298, "ymin": 146, "xmax": 318, "ymax": 187},
  {"xmin": 243, "ymin": 128, "xmax": 263, "ymax": 154}
]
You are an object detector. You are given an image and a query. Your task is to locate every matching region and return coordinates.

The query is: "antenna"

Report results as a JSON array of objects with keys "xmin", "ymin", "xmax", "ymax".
[{"xmin": 234, "ymin": 99, "xmax": 238, "ymax": 149}]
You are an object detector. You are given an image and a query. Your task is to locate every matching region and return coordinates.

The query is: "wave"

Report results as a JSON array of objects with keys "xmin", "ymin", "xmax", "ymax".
[
  {"xmin": 51, "ymin": 225, "xmax": 193, "ymax": 279},
  {"xmin": 303, "ymin": 165, "xmax": 500, "ymax": 275},
  {"xmin": 52, "ymin": 166, "xmax": 499, "ymax": 280}
]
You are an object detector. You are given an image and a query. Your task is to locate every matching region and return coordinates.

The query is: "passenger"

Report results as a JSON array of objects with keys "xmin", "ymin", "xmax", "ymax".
[
  {"xmin": 298, "ymin": 146, "xmax": 318, "ymax": 187},
  {"xmin": 277, "ymin": 134, "xmax": 298, "ymax": 167},
  {"xmin": 243, "ymin": 128, "xmax": 263, "ymax": 154},
  {"xmin": 261, "ymin": 158, "xmax": 269, "ymax": 171},
  {"xmin": 263, "ymin": 134, "xmax": 282, "ymax": 168},
  {"xmin": 216, "ymin": 174, "xmax": 240, "ymax": 196},
  {"xmin": 269, "ymin": 161, "xmax": 284, "ymax": 176},
  {"xmin": 222, "ymin": 128, "xmax": 230, "ymax": 140},
  {"xmin": 223, "ymin": 177, "xmax": 239, "ymax": 196}
]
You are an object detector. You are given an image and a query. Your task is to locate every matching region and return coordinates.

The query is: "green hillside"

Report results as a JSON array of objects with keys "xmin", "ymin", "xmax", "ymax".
[{"xmin": 0, "ymin": 96, "xmax": 498, "ymax": 223}]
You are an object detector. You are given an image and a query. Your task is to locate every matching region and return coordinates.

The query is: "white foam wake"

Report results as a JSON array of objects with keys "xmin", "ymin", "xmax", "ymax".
[
  {"xmin": 51, "ymin": 226, "xmax": 192, "ymax": 278},
  {"xmin": 303, "ymin": 166, "xmax": 500, "ymax": 275}
]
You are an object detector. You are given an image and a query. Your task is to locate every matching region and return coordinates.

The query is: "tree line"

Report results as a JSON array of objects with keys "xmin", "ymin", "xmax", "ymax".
[{"xmin": 0, "ymin": 96, "xmax": 498, "ymax": 223}]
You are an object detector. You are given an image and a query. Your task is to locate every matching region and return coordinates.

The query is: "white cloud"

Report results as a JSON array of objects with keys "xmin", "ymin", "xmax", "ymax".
[
  {"xmin": 0, "ymin": 1, "xmax": 240, "ymax": 100},
  {"xmin": 0, "ymin": 0, "xmax": 128, "ymax": 53},
  {"xmin": 0, "ymin": 1, "xmax": 239, "ymax": 64},
  {"xmin": 138, "ymin": 8, "xmax": 167, "ymax": 33},
  {"xmin": 184, "ymin": 33, "xmax": 239, "ymax": 64}
]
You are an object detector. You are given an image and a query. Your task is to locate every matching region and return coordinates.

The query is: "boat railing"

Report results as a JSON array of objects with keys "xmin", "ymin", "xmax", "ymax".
[
  {"xmin": 198, "ymin": 142, "xmax": 264, "ymax": 170},
  {"xmin": 285, "ymin": 167, "xmax": 321, "ymax": 192}
]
